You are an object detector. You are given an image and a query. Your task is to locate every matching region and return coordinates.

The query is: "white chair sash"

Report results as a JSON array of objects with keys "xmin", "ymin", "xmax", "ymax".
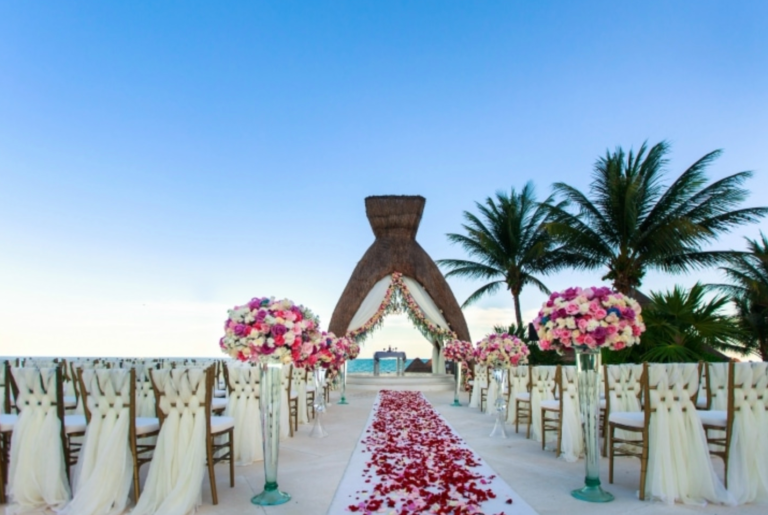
[
  {"xmin": 61, "ymin": 369, "xmax": 133, "ymax": 515},
  {"xmin": 131, "ymin": 368, "xmax": 208, "ymax": 515},
  {"xmin": 225, "ymin": 363, "xmax": 263, "ymax": 465},
  {"xmin": 645, "ymin": 363, "xmax": 734, "ymax": 505},
  {"xmin": 7, "ymin": 366, "xmax": 71, "ymax": 513},
  {"xmin": 606, "ymin": 364, "xmax": 643, "ymax": 445},
  {"xmin": 530, "ymin": 366, "xmax": 557, "ymax": 442},
  {"xmin": 727, "ymin": 362, "xmax": 768, "ymax": 504},
  {"xmin": 468, "ymin": 365, "xmax": 488, "ymax": 409},
  {"xmin": 506, "ymin": 366, "xmax": 529, "ymax": 423},
  {"xmin": 557, "ymin": 366, "xmax": 583, "ymax": 462}
]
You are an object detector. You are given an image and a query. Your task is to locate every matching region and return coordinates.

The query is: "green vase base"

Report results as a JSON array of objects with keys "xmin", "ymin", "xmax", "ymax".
[
  {"xmin": 251, "ymin": 483, "xmax": 291, "ymax": 506},
  {"xmin": 337, "ymin": 398, "xmax": 348, "ymax": 405},
  {"xmin": 571, "ymin": 483, "xmax": 614, "ymax": 503},
  {"xmin": 451, "ymin": 399, "xmax": 462, "ymax": 406}
]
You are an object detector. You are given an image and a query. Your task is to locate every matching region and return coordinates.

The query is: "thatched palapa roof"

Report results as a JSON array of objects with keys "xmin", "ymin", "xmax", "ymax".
[{"xmin": 329, "ymin": 195, "xmax": 471, "ymax": 342}]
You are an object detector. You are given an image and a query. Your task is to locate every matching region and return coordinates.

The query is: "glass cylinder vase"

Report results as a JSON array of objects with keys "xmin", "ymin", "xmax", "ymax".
[
  {"xmin": 489, "ymin": 367, "xmax": 508, "ymax": 438},
  {"xmin": 337, "ymin": 361, "xmax": 348, "ymax": 405},
  {"xmin": 252, "ymin": 362, "xmax": 291, "ymax": 505},
  {"xmin": 309, "ymin": 368, "xmax": 328, "ymax": 438},
  {"xmin": 571, "ymin": 347, "xmax": 614, "ymax": 502},
  {"xmin": 451, "ymin": 360, "xmax": 462, "ymax": 407}
]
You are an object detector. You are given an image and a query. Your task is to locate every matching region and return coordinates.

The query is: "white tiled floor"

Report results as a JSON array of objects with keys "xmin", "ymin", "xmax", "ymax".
[{"xmin": 192, "ymin": 388, "xmax": 762, "ymax": 515}]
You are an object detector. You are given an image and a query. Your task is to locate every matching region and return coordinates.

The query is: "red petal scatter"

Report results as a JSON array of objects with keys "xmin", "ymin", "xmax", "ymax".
[{"xmin": 347, "ymin": 390, "xmax": 509, "ymax": 514}]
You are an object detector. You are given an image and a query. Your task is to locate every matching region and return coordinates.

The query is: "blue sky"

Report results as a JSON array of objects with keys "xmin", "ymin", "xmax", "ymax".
[{"xmin": 1, "ymin": 1, "xmax": 767, "ymax": 359}]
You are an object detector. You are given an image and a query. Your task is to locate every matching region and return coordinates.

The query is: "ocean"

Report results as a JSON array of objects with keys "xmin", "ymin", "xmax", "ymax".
[{"xmin": 347, "ymin": 358, "xmax": 420, "ymax": 374}]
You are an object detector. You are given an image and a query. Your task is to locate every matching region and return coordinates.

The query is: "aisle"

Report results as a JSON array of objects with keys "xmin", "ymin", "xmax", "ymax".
[{"xmin": 327, "ymin": 390, "xmax": 538, "ymax": 515}]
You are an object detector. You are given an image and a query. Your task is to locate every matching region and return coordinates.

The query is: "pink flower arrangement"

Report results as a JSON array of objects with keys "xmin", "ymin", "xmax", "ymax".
[
  {"xmin": 346, "ymin": 339, "xmax": 360, "ymax": 360},
  {"xmin": 220, "ymin": 297, "xmax": 320, "ymax": 365},
  {"xmin": 294, "ymin": 331, "xmax": 337, "ymax": 370},
  {"xmin": 443, "ymin": 339, "xmax": 474, "ymax": 363},
  {"xmin": 533, "ymin": 286, "xmax": 645, "ymax": 353},
  {"xmin": 474, "ymin": 333, "xmax": 529, "ymax": 368}
]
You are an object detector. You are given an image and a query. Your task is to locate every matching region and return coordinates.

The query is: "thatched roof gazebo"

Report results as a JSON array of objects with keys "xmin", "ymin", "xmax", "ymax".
[{"xmin": 329, "ymin": 195, "xmax": 470, "ymax": 344}]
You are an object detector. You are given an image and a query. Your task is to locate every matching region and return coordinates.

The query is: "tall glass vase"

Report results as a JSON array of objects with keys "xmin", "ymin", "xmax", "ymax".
[
  {"xmin": 309, "ymin": 368, "xmax": 328, "ymax": 438},
  {"xmin": 489, "ymin": 367, "xmax": 508, "ymax": 438},
  {"xmin": 571, "ymin": 348, "xmax": 614, "ymax": 502},
  {"xmin": 252, "ymin": 362, "xmax": 291, "ymax": 505},
  {"xmin": 451, "ymin": 361, "xmax": 462, "ymax": 406},
  {"xmin": 337, "ymin": 361, "xmax": 348, "ymax": 405}
]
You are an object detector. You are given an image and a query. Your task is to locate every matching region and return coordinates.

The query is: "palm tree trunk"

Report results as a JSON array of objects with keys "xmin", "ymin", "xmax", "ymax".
[
  {"xmin": 512, "ymin": 292, "xmax": 523, "ymax": 329},
  {"xmin": 761, "ymin": 338, "xmax": 768, "ymax": 362}
]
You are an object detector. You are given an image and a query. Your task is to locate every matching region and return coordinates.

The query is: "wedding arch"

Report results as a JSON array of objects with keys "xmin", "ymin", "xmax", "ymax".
[{"xmin": 329, "ymin": 195, "xmax": 471, "ymax": 373}]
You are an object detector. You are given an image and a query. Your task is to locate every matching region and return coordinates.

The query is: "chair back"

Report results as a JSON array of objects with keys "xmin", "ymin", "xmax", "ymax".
[
  {"xmin": 474, "ymin": 365, "xmax": 488, "ymax": 387},
  {"xmin": 604, "ymin": 363, "xmax": 643, "ymax": 415},
  {"xmin": 225, "ymin": 362, "xmax": 260, "ymax": 402},
  {"xmin": 706, "ymin": 362, "xmax": 729, "ymax": 411},
  {"xmin": 558, "ymin": 366, "xmax": 579, "ymax": 409},
  {"xmin": 645, "ymin": 362, "xmax": 699, "ymax": 419},
  {"xmin": 149, "ymin": 367, "xmax": 209, "ymax": 427},
  {"xmin": 78, "ymin": 368, "xmax": 135, "ymax": 428},
  {"xmin": 531, "ymin": 365, "xmax": 557, "ymax": 399}
]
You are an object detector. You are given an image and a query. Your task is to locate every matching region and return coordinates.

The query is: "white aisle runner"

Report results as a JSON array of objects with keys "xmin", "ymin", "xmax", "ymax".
[{"xmin": 327, "ymin": 390, "xmax": 538, "ymax": 515}]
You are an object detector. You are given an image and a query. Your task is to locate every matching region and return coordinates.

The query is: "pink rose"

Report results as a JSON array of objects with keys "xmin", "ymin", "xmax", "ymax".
[
  {"xmin": 565, "ymin": 303, "xmax": 580, "ymax": 315},
  {"xmin": 594, "ymin": 309, "xmax": 608, "ymax": 319}
]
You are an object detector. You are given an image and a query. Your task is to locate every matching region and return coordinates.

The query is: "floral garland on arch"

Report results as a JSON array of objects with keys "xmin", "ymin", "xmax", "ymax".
[
  {"xmin": 220, "ymin": 297, "xmax": 320, "ymax": 364},
  {"xmin": 474, "ymin": 333, "xmax": 529, "ymax": 368},
  {"xmin": 532, "ymin": 286, "xmax": 645, "ymax": 353},
  {"xmin": 347, "ymin": 272, "xmax": 457, "ymax": 343}
]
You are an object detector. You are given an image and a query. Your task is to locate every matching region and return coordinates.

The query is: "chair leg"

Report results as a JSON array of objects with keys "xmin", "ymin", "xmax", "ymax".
[
  {"xmin": 228, "ymin": 428, "xmax": 235, "ymax": 488},
  {"xmin": 556, "ymin": 412, "xmax": 563, "ymax": 458},
  {"xmin": 608, "ymin": 425, "xmax": 615, "ymax": 484},
  {"xmin": 541, "ymin": 408, "xmax": 546, "ymax": 451},
  {"xmin": 514, "ymin": 400, "xmax": 520, "ymax": 434},
  {"xmin": 207, "ymin": 435, "xmax": 218, "ymax": 505},
  {"xmin": 132, "ymin": 446, "xmax": 141, "ymax": 502},
  {"xmin": 639, "ymin": 429, "xmax": 649, "ymax": 501}
]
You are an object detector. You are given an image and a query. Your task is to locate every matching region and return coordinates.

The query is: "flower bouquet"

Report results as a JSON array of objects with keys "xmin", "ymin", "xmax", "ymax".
[
  {"xmin": 443, "ymin": 339, "xmax": 475, "ymax": 406},
  {"xmin": 474, "ymin": 333, "xmax": 529, "ymax": 437},
  {"xmin": 337, "ymin": 337, "xmax": 358, "ymax": 405},
  {"xmin": 220, "ymin": 297, "xmax": 319, "ymax": 506},
  {"xmin": 533, "ymin": 286, "xmax": 645, "ymax": 503}
]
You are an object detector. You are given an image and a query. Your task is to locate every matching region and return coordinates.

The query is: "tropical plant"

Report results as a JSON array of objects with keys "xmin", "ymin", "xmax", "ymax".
[
  {"xmin": 437, "ymin": 182, "xmax": 585, "ymax": 328},
  {"xmin": 545, "ymin": 141, "xmax": 767, "ymax": 295},
  {"xmin": 632, "ymin": 283, "xmax": 747, "ymax": 363},
  {"xmin": 493, "ymin": 323, "xmax": 561, "ymax": 365},
  {"xmin": 714, "ymin": 233, "xmax": 768, "ymax": 360}
]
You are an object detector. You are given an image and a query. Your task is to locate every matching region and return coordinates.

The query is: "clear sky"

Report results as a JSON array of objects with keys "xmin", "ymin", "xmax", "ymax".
[{"xmin": 1, "ymin": 1, "xmax": 767, "ymax": 359}]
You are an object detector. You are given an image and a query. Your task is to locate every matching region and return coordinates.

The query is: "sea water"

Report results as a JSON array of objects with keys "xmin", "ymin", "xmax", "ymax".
[{"xmin": 347, "ymin": 358, "xmax": 417, "ymax": 374}]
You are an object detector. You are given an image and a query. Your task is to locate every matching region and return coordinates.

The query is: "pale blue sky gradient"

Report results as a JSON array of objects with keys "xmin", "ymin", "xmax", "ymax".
[{"xmin": 1, "ymin": 2, "xmax": 767, "ymax": 358}]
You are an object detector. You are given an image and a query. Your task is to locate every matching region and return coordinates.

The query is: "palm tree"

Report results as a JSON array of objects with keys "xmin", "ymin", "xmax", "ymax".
[
  {"xmin": 545, "ymin": 141, "xmax": 767, "ymax": 295},
  {"xmin": 637, "ymin": 283, "xmax": 747, "ymax": 363},
  {"xmin": 437, "ymin": 182, "xmax": 585, "ymax": 328},
  {"xmin": 714, "ymin": 233, "xmax": 768, "ymax": 360}
]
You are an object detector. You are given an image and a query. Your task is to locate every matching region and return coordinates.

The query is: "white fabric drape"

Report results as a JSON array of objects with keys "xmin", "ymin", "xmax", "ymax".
[
  {"xmin": 530, "ymin": 366, "xmax": 557, "ymax": 443},
  {"xmin": 606, "ymin": 364, "xmax": 643, "ymax": 446},
  {"xmin": 506, "ymin": 366, "xmax": 529, "ymax": 423},
  {"xmin": 400, "ymin": 276, "xmax": 450, "ymax": 331},
  {"xmin": 485, "ymin": 371, "xmax": 499, "ymax": 414},
  {"xmin": 727, "ymin": 362, "xmax": 768, "ymax": 504},
  {"xmin": 131, "ymin": 368, "xmax": 208, "ymax": 515},
  {"xmin": 293, "ymin": 367, "xmax": 309, "ymax": 424},
  {"xmin": 645, "ymin": 363, "xmax": 734, "ymax": 505},
  {"xmin": 224, "ymin": 363, "xmax": 263, "ymax": 465},
  {"xmin": 135, "ymin": 365, "xmax": 157, "ymax": 419},
  {"xmin": 347, "ymin": 276, "xmax": 393, "ymax": 333},
  {"xmin": 7, "ymin": 367, "xmax": 71, "ymax": 514},
  {"xmin": 469, "ymin": 365, "xmax": 488, "ymax": 409},
  {"xmin": 61, "ymin": 369, "xmax": 132, "ymax": 515},
  {"xmin": 556, "ymin": 366, "xmax": 583, "ymax": 462}
]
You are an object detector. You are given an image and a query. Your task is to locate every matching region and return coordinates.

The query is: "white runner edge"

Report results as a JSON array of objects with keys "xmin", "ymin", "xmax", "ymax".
[{"xmin": 326, "ymin": 391, "xmax": 539, "ymax": 515}]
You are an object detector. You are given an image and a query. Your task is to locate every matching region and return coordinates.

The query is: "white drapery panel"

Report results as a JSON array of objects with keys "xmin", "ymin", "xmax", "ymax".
[
  {"xmin": 131, "ymin": 368, "xmax": 208, "ymax": 515},
  {"xmin": 400, "ymin": 276, "xmax": 450, "ymax": 331},
  {"xmin": 507, "ymin": 366, "xmax": 529, "ymax": 423},
  {"xmin": 469, "ymin": 365, "xmax": 488, "ymax": 408},
  {"xmin": 62, "ymin": 369, "xmax": 133, "ymax": 515},
  {"xmin": 645, "ymin": 363, "xmax": 734, "ymax": 505},
  {"xmin": 555, "ymin": 367, "xmax": 583, "ymax": 462},
  {"xmin": 224, "ymin": 363, "xmax": 263, "ymax": 465},
  {"xmin": 347, "ymin": 276, "xmax": 393, "ymax": 333},
  {"xmin": 7, "ymin": 367, "xmax": 71, "ymax": 514},
  {"xmin": 727, "ymin": 362, "xmax": 768, "ymax": 504},
  {"xmin": 530, "ymin": 366, "xmax": 557, "ymax": 443},
  {"xmin": 606, "ymin": 364, "xmax": 643, "ymax": 446}
]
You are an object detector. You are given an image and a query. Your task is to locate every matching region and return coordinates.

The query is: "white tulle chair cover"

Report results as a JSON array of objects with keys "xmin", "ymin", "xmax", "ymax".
[
  {"xmin": 530, "ymin": 366, "xmax": 557, "ymax": 442},
  {"xmin": 727, "ymin": 362, "xmax": 768, "ymax": 504},
  {"xmin": 606, "ymin": 364, "xmax": 643, "ymax": 444},
  {"xmin": 292, "ymin": 366, "xmax": 309, "ymax": 424},
  {"xmin": 61, "ymin": 369, "xmax": 133, "ymax": 515},
  {"xmin": 469, "ymin": 365, "xmax": 488, "ymax": 409},
  {"xmin": 707, "ymin": 362, "xmax": 728, "ymax": 410},
  {"xmin": 506, "ymin": 366, "xmax": 529, "ymax": 423},
  {"xmin": 645, "ymin": 363, "xmax": 734, "ymax": 505},
  {"xmin": 131, "ymin": 368, "xmax": 208, "ymax": 515},
  {"xmin": 556, "ymin": 366, "xmax": 583, "ymax": 462},
  {"xmin": 7, "ymin": 366, "xmax": 71, "ymax": 513},
  {"xmin": 485, "ymin": 370, "xmax": 499, "ymax": 415},
  {"xmin": 279, "ymin": 365, "xmax": 291, "ymax": 439},
  {"xmin": 225, "ymin": 362, "xmax": 263, "ymax": 465},
  {"xmin": 134, "ymin": 365, "xmax": 157, "ymax": 419}
]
